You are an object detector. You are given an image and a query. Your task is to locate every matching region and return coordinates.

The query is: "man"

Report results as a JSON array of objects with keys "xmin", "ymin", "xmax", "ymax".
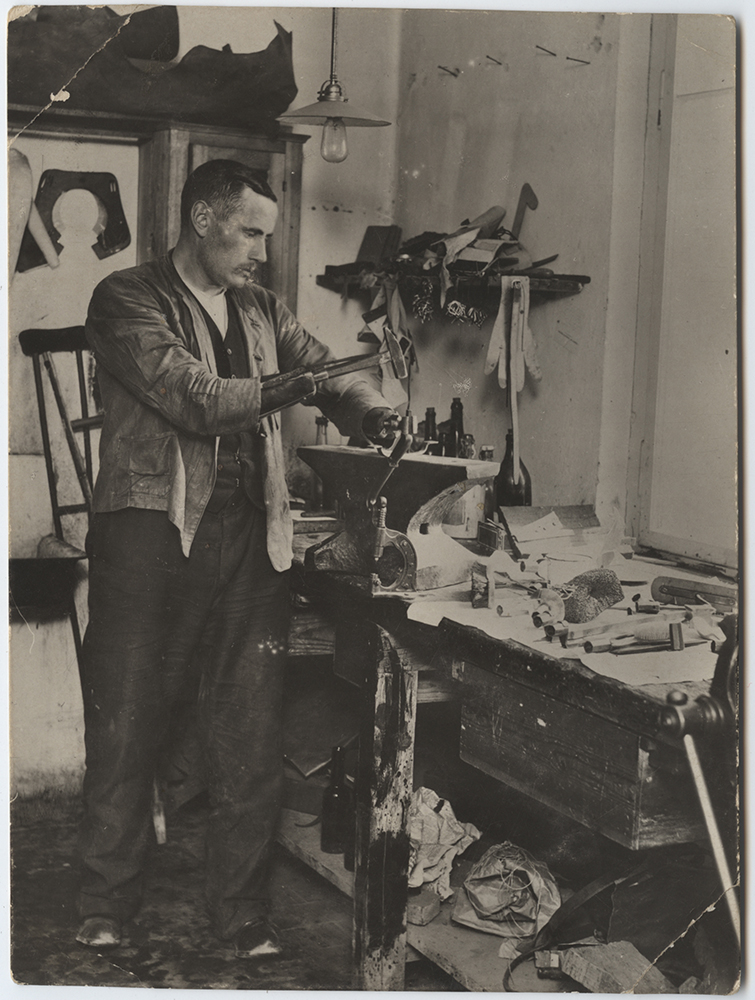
[{"xmin": 76, "ymin": 159, "xmax": 398, "ymax": 958}]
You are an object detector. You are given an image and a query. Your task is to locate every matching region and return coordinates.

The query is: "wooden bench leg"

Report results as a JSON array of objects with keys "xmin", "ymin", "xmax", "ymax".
[{"xmin": 353, "ymin": 623, "xmax": 418, "ymax": 991}]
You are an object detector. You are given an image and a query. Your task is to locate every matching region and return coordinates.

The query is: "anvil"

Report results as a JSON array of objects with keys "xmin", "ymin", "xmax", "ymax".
[{"xmin": 297, "ymin": 444, "xmax": 494, "ymax": 593}]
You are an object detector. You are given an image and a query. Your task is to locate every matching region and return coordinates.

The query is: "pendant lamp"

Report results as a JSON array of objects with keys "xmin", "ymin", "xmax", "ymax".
[{"xmin": 277, "ymin": 8, "xmax": 390, "ymax": 163}]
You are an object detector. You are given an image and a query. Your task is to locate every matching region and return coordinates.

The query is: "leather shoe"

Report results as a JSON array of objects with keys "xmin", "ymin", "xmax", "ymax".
[
  {"xmin": 234, "ymin": 919, "xmax": 282, "ymax": 959},
  {"xmin": 76, "ymin": 915, "xmax": 122, "ymax": 948}
]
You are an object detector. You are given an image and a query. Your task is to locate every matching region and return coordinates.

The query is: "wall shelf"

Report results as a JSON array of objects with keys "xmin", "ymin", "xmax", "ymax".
[
  {"xmin": 8, "ymin": 103, "xmax": 307, "ymax": 146},
  {"xmin": 316, "ymin": 268, "xmax": 589, "ymax": 312}
]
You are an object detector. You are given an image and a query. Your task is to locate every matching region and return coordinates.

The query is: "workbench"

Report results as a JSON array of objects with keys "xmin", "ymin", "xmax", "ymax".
[{"xmin": 283, "ymin": 543, "xmax": 731, "ymax": 991}]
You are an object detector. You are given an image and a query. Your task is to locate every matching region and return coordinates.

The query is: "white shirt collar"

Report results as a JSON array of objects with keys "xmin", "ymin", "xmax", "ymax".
[{"xmin": 174, "ymin": 259, "xmax": 228, "ymax": 337}]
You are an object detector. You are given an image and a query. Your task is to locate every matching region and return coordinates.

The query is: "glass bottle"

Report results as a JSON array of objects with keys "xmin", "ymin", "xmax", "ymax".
[
  {"xmin": 424, "ymin": 407, "xmax": 437, "ymax": 441},
  {"xmin": 424, "ymin": 407, "xmax": 442, "ymax": 456},
  {"xmin": 311, "ymin": 416, "xmax": 332, "ymax": 510},
  {"xmin": 445, "ymin": 397, "xmax": 464, "ymax": 458},
  {"xmin": 321, "ymin": 745, "xmax": 352, "ymax": 854},
  {"xmin": 451, "ymin": 397, "xmax": 465, "ymax": 438},
  {"xmin": 494, "ymin": 430, "xmax": 532, "ymax": 506}
]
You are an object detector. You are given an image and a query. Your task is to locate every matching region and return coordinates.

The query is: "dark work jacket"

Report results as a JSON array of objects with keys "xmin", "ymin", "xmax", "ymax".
[{"xmin": 85, "ymin": 253, "xmax": 385, "ymax": 569}]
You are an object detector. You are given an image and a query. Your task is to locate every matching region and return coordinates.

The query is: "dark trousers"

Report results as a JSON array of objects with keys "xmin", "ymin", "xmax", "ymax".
[{"xmin": 77, "ymin": 498, "xmax": 290, "ymax": 939}]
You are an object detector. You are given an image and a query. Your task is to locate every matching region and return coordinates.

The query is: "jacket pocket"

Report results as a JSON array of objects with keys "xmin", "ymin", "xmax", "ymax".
[{"xmin": 122, "ymin": 433, "xmax": 174, "ymax": 500}]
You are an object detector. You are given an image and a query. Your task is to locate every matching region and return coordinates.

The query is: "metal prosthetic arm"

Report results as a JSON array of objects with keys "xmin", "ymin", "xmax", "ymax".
[
  {"xmin": 260, "ymin": 369, "xmax": 318, "ymax": 418},
  {"xmin": 259, "ymin": 325, "xmax": 408, "ymax": 419}
]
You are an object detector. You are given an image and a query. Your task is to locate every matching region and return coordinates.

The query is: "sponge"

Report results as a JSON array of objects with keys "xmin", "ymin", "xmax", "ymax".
[{"xmin": 563, "ymin": 568, "xmax": 624, "ymax": 623}]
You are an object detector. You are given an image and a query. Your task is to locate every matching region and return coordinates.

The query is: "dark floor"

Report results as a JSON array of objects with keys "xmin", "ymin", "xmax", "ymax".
[
  {"xmin": 10, "ymin": 693, "xmax": 740, "ymax": 992},
  {"xmin": 10, "ymin": 793, "xmax": 461, "ymax": 991}
]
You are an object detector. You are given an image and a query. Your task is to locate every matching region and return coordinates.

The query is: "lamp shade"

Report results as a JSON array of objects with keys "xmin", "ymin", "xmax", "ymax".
[
  {"xmin": 277, "ymin": 8, "xmax": 390, "ymax": 161},
  {"xmin": 278, "ymin": 98, "xmax": 390, "ymax": 128}
]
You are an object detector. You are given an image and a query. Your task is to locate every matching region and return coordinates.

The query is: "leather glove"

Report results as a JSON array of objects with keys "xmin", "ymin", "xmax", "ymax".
[{"xmin": 362, "ymin": 407, "xmax": 400, "ymax": 445}]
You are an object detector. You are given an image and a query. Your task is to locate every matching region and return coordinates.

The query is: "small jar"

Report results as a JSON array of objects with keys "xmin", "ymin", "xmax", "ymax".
[{"xmin": 459, "ymin": 434, "xmax": 476, "ymax": 459}]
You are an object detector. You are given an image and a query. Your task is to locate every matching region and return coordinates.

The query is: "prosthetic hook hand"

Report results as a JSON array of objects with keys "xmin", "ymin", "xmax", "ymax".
[
  {"xmin": 259, "ymin": 371, "xmax": 400, "ymax": 448},
  {"xmin": 362, "ymin": 407, "xmax": 401, "ymax": 446}
]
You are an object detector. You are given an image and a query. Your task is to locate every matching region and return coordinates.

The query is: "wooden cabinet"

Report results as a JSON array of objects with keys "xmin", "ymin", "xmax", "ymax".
[{"xmin": 136, "ymin": 126, "xmax": 307, "ymax": 310}]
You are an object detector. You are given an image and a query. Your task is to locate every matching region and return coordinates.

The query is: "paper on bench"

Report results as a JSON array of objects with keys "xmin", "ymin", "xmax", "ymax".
[
  {"xmin": 407, "ymin": 593, "xmax": 717, "ymax": 686},
  {"xmin": 512, "ymin": 511, "xmax": 570, "ymax": 543}
]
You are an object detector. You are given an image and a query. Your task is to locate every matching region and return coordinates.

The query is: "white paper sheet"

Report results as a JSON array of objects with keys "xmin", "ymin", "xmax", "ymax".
[{"xmin": 406, "ymin": 589, "xmax": 718, "ymax": 687}]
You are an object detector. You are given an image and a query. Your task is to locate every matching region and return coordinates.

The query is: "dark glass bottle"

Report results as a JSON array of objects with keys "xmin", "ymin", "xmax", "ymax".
[
  {"xmin": 424, "ymin": 407, "xmax": 437, "ymax": 441},
  {"xmin": 424, "ymin": 407, "xmax": 443, "ymax": 456},
  {"xmin": 321, "ymin": 745, "xmax": 352, "ymax": 854},
  {"xmin": 445, "ymin": 397, "xmax": 464, "ymax": 458},
  {"xmin": 451, "ymin": 397, "xmax": 465, "ymax": 438},
  {"xmin": 425, "ymin": 406, "xmax": 438, "ymax": 441},
  {"xmin": 310, "ymin": 416, "xmax": 329, "ymax": 510},
  {"xmin": 495, "ymin": 430, "xmax": 532, "ymax": 506}
]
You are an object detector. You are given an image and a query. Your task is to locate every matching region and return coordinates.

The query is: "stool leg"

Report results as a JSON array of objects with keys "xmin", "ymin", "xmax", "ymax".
[{"xmin": 67, "ymin": 591, "xmax": 83, "ymax": 667}]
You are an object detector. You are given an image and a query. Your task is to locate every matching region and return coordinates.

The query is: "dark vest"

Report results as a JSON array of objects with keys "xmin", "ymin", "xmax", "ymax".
[{"xmin": 198, "ymin": 295, "xmax": 265, "ymax": 513}]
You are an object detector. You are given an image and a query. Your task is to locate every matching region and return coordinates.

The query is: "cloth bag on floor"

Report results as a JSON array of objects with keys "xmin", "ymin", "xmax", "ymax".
[{"xmin": 452, "ymin": 841, "xmax": 560, "ymax": 951}]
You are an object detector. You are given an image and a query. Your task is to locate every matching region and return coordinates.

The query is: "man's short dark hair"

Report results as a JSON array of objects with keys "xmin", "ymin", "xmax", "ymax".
[{"xmin": 180, "ymin": 159, "xmax": 278, "ymax": 227}]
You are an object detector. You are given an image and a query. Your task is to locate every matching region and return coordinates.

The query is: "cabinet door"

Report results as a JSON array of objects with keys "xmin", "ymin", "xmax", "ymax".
[{"xmin": 137, "ymin": 126, "xmax": 305, "ymax": 310}]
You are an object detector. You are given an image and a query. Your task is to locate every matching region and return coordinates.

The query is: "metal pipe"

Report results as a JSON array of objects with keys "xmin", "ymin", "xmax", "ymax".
[
  {"xmin": 683, "ymin": 733, "xmax": 741, "ymax": 947},
  {"xmin": 330, "ymin": 8, "xmax": 338, "ymax": 83}
]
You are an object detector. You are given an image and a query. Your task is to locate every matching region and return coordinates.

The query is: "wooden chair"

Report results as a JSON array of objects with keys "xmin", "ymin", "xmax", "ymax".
[{"xmin": 14, "ymin": 326, "xmax": 103, "ymax": 659}]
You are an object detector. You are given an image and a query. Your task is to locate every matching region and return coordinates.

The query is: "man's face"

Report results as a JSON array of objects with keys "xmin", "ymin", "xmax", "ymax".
[{"xmin": 197, "ymin": 186, "xmax": 279, "ymax": 291}]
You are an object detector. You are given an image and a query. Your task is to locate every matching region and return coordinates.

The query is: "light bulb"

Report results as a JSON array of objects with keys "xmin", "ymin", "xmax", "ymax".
[{"xmin": 321, "ymin": 118, "xmax": 348, "ymax": 163}]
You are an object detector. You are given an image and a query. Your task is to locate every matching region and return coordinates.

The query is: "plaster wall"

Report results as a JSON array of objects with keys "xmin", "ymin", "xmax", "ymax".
[{"xmin": 393, "ymin": 10, "xmax": 642, "ymax": 509}]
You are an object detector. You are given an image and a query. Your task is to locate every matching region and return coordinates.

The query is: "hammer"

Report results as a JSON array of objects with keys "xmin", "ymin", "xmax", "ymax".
[{"xmin": 260, "ymin": 324, "xmax": 407, "ymax": 418}]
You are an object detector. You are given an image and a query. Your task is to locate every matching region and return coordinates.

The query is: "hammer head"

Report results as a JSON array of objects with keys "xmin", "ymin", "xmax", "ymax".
[{"xmin": 382, "ymin": 322, "xmax": 408, "ymax": 380}]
